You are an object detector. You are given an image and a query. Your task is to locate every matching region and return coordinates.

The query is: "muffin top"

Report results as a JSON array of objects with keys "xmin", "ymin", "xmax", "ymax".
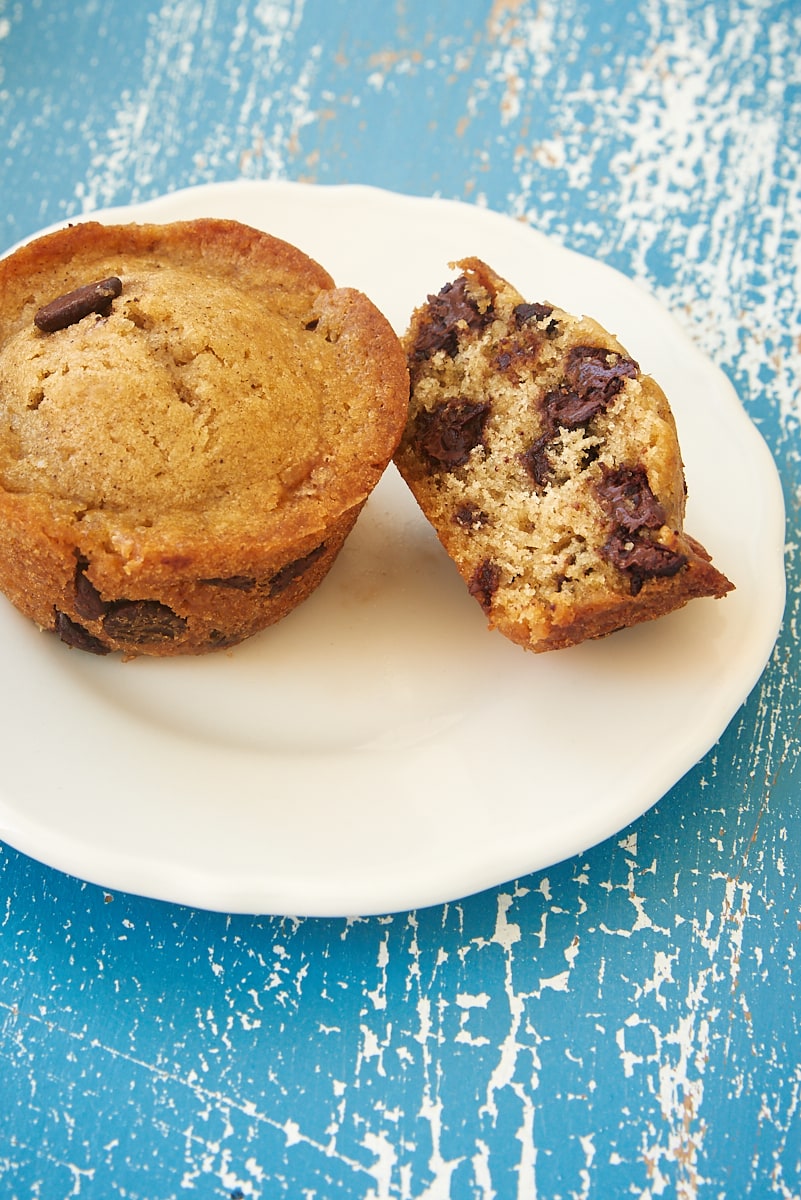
[{"xmin": 0, "ymin": 219, "xmax": 408, "ymax": 568}]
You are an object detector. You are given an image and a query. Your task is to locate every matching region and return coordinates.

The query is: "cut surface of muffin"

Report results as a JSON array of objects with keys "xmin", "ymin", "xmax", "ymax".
[
  {"xmin": 0, "ymin": 218, "xmax": 409, "ymax": 656},
  {"xmin": 394, "ymin": 257, "xmax": 733, "ymax": 652}
]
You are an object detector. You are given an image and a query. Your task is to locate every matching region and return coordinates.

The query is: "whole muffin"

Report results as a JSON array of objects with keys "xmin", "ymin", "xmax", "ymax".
[
  {"xmin": 394, "ymin": 258, "xmax": 733, "ymax": 652},
  {"xmin": 0, "ymin": 218, "xmax": 409, "ymax": 656}
]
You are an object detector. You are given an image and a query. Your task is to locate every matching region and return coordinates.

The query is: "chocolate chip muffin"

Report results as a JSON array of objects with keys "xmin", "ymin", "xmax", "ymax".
[
  {"xmin": 394, "ymin": 257, "xmax": 733, "ymax": 652},
  {"xmin": 0, "ymin": 218, "xmax": 409, "ymax": 656}
]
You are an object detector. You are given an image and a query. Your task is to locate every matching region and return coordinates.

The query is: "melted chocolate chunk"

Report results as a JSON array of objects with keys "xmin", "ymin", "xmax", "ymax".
[
  {"xmin": 495, "ymin": 328, "xmax": 546, "ymax": 377},
  {"xmin": 468, "ymin": 559, "xmax": 500, "ymax": 613},
  {"xmin": 268, "ymin": 543, "xmax": 327, "ymax": 597},
  {"xmin": 542, "ymin": 387, "xmax": 603, "ymax": 430},
  {"xmin": 520, "ymin": 431, "xmax": 555, "ymax": 487},
  {"xmin": 540, "ymin": 348, "xmax": 638, "ymax": 431},
  {"xmin": 514, "ymin": 302, "xmax": 557, "ymax": 333},
  {"xmin": 199, "ymin": 575, "xmax": 257, "ymax": 591},
  {"xmin": 564, "ymin": 345, "xmax": 639, "ymax": 409},
  {"xmin": 521, "ymin": 347, "xmax": 640, "ymax": 488},
  {"xmin": 206, "ymin": 629, "xmax": 241, "ymax": 649},
  {"xmin": 595, "ymin": 465, "xmax": 685, "ymax": 593},
  {"xmin": 595, "ymin": 466, "xmax": 666, "ymax": 533},
  {"xmin": 73, "ymin": 558, "xmax": 107, "ymax": 620},
  {"xmin": 412, "ymin": 398, "xmax": 491, "ymax": 469},
  {"xmin": 35, "ymin": 276, "xmax": 123, "ymax": 333},
  {"xmin": 601, "ymin": 532, "xmax": 687, "ymax": 595},
  {"xmin": 411, "ymin": 277, "xmax": 494, "ymax": 361},
  {"xmin": 453, "ymin": 502, "xmax": 489, "ymax": 530},
  {"xmin": 54, "ymin": 610, "xmax": 110, "ymax": 655},
  {"xmin": 102, "ymin": 600, "xmax": 187, "ymax": 644}
]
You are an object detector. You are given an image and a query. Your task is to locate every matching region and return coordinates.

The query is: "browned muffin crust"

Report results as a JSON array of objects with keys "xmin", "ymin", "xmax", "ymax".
[
  {"xmin": 0, "ymin": 218, "xmax": 409, "ymax": 656},
  {"xmin": 394, "ymin": 257, "xmax": 733, "ymax": 652}
]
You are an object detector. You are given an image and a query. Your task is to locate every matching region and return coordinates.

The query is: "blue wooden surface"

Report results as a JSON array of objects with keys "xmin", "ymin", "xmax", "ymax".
[{"xmin": 1, "ymin": 2, "xmax": 799, "ymax": 1197}]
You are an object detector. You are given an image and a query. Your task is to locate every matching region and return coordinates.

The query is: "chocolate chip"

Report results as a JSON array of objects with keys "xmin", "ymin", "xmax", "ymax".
[
  {"xmin": 514, "ymin": 302, "xmax": 557, "ymax": 332},
  {"xmin": 34, "ymin": 276, "xmax": 123, "ymax": 333},
  {"xmin": 73, "ymin": 558, "xmax": 108, "ymax": 620},
  {"xmin": 563, "ymin": 345, "xmax": 639, "ymax": 411},
  {"xmin": 495, "ymin": 329, "xmax": 546, "ymax": 378},
  {"xmin": 601, "ymin": 532, "xmax": 688, "ymax": 595},
  {"xmin": 268, "ymin": 543, "xmax": 327, "ymax": 597},
  {"xmin": 453, "ymin": 502, "xmax": 489, "ymax": 530},
  {"xmin": 199, "ymin": 575, "xmax": 257, "ymax": 591},
  {"xmin": 54, "ymin": 610, "xmax": 110, "ymax": 655},
  {"xmin": 595, "ymin": 465, "xmax": 685, "ymax": 593},
  {"xmin": 468, "ymin": 559, "xmax": 501, "ymax": 613},
  {"xmin": 411, "ymin": 276, "xmax": 494, "ymax": 361},
  {"xmin": 594, "ymin": 466, "xmax": 666, "ymax": 533},
  {"xmin": 521, "ymin": 348, "xmax": 640, "ymax": 487},
  {"xmin": 543, "ymin": 386, "xmax": 606, "ymax": 430},
  {"xmin": 102, "ymin": 600, "xmax": 187, "ymax": 644},
  {"xmin": 538, "ymin": 348, "xmax": 637, "ymax": 432},
  {"xmin": 206, "ymin": 630, "xmax": 241, "ymax": 649},
  {"xmin": 520, "ymin": 430, "xmax": 555, "ymax": 486},
  {"xmin": 411, "ymin": 398, "xmax": 491, "ymax": 469}
]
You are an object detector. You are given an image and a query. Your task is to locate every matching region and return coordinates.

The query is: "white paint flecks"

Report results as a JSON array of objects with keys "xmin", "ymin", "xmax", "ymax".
[
  {"xmin": 75, "ymin": 0, "xmax": 316, "ymax": 213},
  {"xmin": 361, "ymin": 1129, "xmax": 398, "ymax": 1200},
  {"xmin": 366, "ymin": 931, "xmax": 391, "ymax": 1011},
  {"xmin": 614, "ymin": 869, "xmax": 762, "ymax": 1199},
  {"xmin": 512, "ymin": 2, "xmax": 799, "ymax": 430}
]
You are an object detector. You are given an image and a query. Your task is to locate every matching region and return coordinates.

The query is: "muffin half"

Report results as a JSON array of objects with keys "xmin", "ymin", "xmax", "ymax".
[{"xmin": 394, "ymin": 257, "xmax": 732, "ymax": 652}]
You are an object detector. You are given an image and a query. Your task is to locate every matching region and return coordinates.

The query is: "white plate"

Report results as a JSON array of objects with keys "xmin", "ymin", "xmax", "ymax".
[{"xmin": 0, "ymin": 182, "xmax": 785, "ymax": 916}]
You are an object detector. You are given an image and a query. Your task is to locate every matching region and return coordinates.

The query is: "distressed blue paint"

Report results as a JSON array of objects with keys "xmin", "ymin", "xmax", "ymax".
[{"xmin": 1, "ymin": 1, "xmax": 799, "ymax": 1197}]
